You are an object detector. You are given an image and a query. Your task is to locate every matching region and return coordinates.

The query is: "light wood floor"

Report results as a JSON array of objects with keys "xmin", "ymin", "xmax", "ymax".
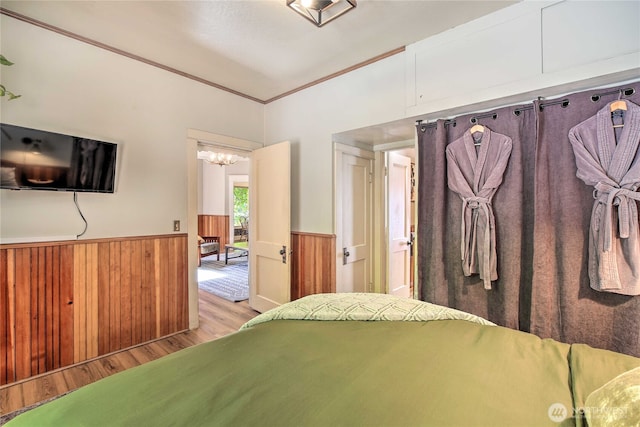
[{"xmin": 0, "ymin": 290, "xmax": 258, "ymax": 417}]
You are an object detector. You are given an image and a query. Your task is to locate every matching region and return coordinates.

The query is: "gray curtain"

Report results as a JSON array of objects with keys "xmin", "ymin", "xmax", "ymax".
[
  {"xmin": 417, "ymin": 104, "xmax": 536, "ymax": 330},
  {"xmin": 417, "ymin": 81, "xmax": 640, "ymax": 356},
  {"xmin": 530, "ymin": 83, "xmax": 640, "ymax": 356}
]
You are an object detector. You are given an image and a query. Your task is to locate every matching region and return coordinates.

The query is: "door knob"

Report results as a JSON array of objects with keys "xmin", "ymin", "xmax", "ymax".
[{"xmin": 343, "ymin": 248, "xmax": 350, "ymax": 265}]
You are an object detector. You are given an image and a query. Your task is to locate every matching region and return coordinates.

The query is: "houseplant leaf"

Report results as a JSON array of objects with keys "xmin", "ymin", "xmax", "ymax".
[
  {"xmin": 0, "ymin": 55, "xmax": 14, "ymax": 66},
  {"xmin": 0, "ymin": 55, "xmax": 21, "ymax": 99}
]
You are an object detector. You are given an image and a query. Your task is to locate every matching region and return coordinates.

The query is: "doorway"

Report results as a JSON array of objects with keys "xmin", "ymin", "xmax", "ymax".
[
  {"xmin": 186, "ymin": 129, "xmax": 262, "ymax": 329},
  {"xmin": 186, "ymin": 130, "xmax": 292, "ymax": 328},
  {"xmin": 197, "ymin": 151, "xmax": 250, "ymax": 303},
  {"xmin": 228, "ymin": 175, "xmax": 249, "ymax": 245},
  {"xmin": 333, "ymin": 141, "xmax": 416, "ymax": 298},
  {"xmin": 334, "ymin": 143, "xmax": 374, "ymax": 293},
  {"xmin": 384, "ymin": 147, "xmax": 415, "ymax": 298}
]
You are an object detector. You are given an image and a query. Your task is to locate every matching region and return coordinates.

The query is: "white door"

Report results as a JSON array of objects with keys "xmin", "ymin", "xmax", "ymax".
[
  {"xmin": 249, "ymin": 141, "xmax": 291, "ymax": 313},
  {"xmin": 336, "ymin": 146, "xmax": 373, "ymax": 293},
  {"xmin": 387, "ymin": 152, "xmax": 412, "ymax": 297}
]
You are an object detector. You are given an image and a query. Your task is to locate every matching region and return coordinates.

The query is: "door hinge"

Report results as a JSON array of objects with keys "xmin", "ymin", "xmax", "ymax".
[{"xmin": 369, "ymin": 172, "xmax": 373, "ymax": 183}]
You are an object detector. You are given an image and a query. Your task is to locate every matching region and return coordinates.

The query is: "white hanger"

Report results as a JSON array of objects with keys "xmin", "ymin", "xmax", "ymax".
[
  {"xmin": 610, "ymin": 100, "xmax": 627, "ymax": 128},
  {"xmin": 610, "ymin": 100, "xmax": 627, "ymax": 112},
  {"xmin": 469, "ymin": 124, "xmax": 485, "ymax": 134},
  {"xmin": 470, "ymin": 124, "xmax": 484, "ymax": 145}
]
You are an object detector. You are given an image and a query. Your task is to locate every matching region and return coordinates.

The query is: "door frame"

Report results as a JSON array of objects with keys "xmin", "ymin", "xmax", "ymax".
[
  {"xmin": 384, "ymin": 150, "xmax": 413, "ymax": 297},
  {"xmin": 228, "ymin": 175, "xmax": 249, "ymax": 245},
  {"xmin": 334, "ymin": 142, "xmax": 375, "ymax": 293},
  {"xmin": 372, "ymin": 139, "xmax": 417, "ymax": 295},
  {"xmin": 186, "ymin": 129, "xmax": 262, "ymax": 329}
]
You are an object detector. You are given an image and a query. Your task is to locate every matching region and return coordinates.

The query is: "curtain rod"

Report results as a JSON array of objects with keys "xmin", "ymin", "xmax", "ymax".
[
  {"xmin": 591, "ymin": 87, "xmax": 635, "ymax": 102},
  {"xmin": 417, "ymin": 86, "xmax": 637, "ymax": 130}
]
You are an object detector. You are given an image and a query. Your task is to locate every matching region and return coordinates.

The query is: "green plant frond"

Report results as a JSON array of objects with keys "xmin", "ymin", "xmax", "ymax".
[
  {"xmin": 0, "ymin": 55, "xmax": 21, "ymax": 99},
  {"xmin": 0, "ymin": 55, "xmax": 14, "ymax": 66},
  {"xmin": 0, "ymin": 85, "xmax": 21, "ymax": 99}
]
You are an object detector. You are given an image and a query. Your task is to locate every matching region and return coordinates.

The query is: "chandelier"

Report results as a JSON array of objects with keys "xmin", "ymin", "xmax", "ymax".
[
  {"xmin": 199, "ymin": 151, "xmax": 238, "ymax": 167},
  {"xmin": 287, "ymin": 0, "xmax": 357, "ymax": 27}
]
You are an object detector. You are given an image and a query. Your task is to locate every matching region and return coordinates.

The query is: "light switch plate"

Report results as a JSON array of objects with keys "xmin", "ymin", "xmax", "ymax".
[{"xmin": 173, "ymin": 220, "xmax": 180, "ymax": 232}]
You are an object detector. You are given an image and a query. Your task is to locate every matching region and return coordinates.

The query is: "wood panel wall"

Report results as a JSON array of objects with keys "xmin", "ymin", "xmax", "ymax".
[
  {"xmin": 0, "ymin": 234, "xmax": 188, "ymax": 386},
  {"xmin": 291, "ymin": 232, "xmax": 336, "ymax": 300},
  {"xmin": 197, "ymin": 215, "xmax": 230, "ymax": 250}
]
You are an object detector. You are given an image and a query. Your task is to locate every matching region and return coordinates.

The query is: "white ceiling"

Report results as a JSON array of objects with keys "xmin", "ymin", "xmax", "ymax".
[{"xmin": 2, "ymin": 0, "xmax": 515, "ymax": 103}]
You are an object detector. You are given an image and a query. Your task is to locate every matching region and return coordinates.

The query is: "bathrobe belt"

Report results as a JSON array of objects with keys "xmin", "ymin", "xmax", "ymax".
[
  {"xmin": 594, "ymin": 182, "xmax": 640, "ymax": 252},
  {"xmin": 461, "ymin": 196, "xmax": 492, "ymax": 290}
]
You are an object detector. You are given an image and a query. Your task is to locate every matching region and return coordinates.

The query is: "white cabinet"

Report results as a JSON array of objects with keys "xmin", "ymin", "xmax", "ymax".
[
  {"xmin": 406, "ymin": 1, "xmax": 640, "ymax": 118},
  {"xmin": 542, "ymin": 1, "xmax": 640, "ymax": 74}
]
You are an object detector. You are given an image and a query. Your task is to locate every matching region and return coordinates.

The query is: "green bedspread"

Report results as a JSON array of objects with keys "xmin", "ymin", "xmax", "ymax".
[{"xmin": 7, "ymin": 295, "xmax": 640, "ymax": 427}]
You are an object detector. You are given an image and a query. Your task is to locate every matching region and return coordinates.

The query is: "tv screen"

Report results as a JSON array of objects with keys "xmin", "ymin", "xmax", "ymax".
[{"xmin": 0, "ymin": 123, "xmax": 117, "ymax": 193}]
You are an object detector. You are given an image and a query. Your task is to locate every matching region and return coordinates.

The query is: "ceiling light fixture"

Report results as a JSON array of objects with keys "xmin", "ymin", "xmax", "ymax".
[
  {"xmin": 21, "ymin": 137, "xmax": 43, "ymax": 155},
  {"xmin": 31, "ymin": 142, "xmax": 42, "ymax": 155},
  {"xmin": 199, "ymin": 151, "xmax": 238, "ymax": 167},
  {"xmin": 287, "ymin": 0, "xmax": 356, "ymax": 27}
]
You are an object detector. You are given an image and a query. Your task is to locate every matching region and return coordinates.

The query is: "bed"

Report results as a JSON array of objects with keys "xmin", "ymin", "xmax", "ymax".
[{"xmin": 6, "ymin": 293, "xmax": 640, "ymax": 427}]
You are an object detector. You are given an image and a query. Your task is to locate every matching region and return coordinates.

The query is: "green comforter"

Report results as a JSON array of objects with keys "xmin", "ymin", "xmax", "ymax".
[{"xmin": 7, "ymin": 295, "xmax": 640, "ymax": 427}]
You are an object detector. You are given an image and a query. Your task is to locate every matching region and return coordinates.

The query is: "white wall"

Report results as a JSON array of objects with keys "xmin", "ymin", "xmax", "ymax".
[
  {"xmin": 266, "ymin": 0, "xmax": 639, "ymax": 235},
  {"xmin": 198, "ymin": 159, "xmax": 249, "ymax": 215},
  {"xmin": 199, "ymin": 161, "xmax": 226, "ymax": 215},
  {"xmin": 0, "ymin": 16, "xmax": 264, "ymax": 242},
  {"xmin": 3, "ymin": 1, "xmax": 638, "ymax": 242},
  {"xmin": 265, "ymin": 53, "xmax": 407, "ymax": 234}
]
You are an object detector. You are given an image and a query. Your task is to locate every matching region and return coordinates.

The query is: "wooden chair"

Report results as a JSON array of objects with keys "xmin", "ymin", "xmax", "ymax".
[
  {"xmin": 239, "ymin": 217, "xmax": 248, "ymax": 242},
  {"xmin": 198, "ymin": 235, "xmax": 220, "ymax": 266}
]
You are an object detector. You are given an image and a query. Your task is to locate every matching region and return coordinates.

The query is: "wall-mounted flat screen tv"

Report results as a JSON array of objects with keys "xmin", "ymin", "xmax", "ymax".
[{"xmin": 0, "ymin": 123, "xmax": 117, "ymax": 193}]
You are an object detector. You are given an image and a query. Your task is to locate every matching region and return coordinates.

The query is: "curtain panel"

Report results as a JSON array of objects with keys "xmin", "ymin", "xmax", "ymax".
[{"xmin": 417, "ymin": 81, "xmax": 640, "ymax": 356}]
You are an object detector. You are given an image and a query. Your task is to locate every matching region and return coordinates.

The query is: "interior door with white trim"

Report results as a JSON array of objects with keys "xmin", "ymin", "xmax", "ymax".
[
  {"xmin": 387, "ymin": 152, "xmax": 412, "ymax": 297},
  {"xmin": 249, "ymin": 141, "xmax": 290, "ymax": 313},
  {"xmin": 336, "ymin": 147, "xmax": 373, "ymax": 293}
]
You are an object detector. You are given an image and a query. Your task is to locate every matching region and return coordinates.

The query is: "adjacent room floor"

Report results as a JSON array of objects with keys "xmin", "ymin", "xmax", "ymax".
[{"xmin": 198, "ymin": 250, "xmax": 249, "ymax": 302}]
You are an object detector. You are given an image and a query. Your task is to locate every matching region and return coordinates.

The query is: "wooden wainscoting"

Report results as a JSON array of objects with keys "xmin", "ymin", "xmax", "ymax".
[
  {"xmin": 291, "ymin": 232, "xmax": 336, "ymax": 300},
  {"xmin": 197, "ymin": 215, "xmax": 230, "ymax": 250},
  {"xmin": 0, "ymin": 234, "xmax": 188, "ymax": 386}
]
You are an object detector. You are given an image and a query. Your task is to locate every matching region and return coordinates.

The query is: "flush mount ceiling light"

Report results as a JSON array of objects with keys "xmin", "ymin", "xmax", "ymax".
[{"xmin": 287, "ymin": 0, "xmax": 357, "ymax": 27}]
